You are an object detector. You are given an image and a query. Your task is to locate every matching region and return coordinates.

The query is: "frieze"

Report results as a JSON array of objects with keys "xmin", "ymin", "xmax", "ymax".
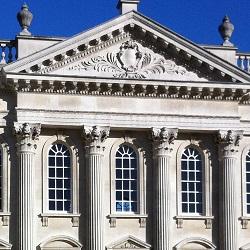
[{"xmin": 68, "ymin": 40, "xmax": 206, "ymax": 80}]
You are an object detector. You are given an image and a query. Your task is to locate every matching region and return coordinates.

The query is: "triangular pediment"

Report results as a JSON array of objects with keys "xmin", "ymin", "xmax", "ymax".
[
  {"xmin": 3, "ymin": 11, "xmax": 250, "ymax": 83},
  {"xmin": 106, "ymin": 235, "xmax": 151, "ymax": 249}
]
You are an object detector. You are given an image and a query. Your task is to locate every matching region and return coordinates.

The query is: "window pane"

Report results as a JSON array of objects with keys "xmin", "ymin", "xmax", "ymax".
[
  {"xmin": 115, "ymin": 145, "xmax": 138, "ymax": 212},
  {"xmin": 116, "ymin": 170, "xmax": 122, "ymax": 179},
  {"xmin": 181, "ymin": 148, "xmax": 203, "ymax": 215},
  {"xmin": 49, "ymin": 201, "xmax": 55, "ymax": 210},
  {"xmin": 116, "ymin": 191, "xmax": 122, "ymax": 200},
  {"xmin": 123, "ymin": 180, "xmax": 129, "ymax": 190}
]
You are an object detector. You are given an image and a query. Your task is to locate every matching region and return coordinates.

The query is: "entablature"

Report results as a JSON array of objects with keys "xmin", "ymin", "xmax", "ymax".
[{"xmin": 3, "ymin": 73, "xmax": 250, "ymax": 104}]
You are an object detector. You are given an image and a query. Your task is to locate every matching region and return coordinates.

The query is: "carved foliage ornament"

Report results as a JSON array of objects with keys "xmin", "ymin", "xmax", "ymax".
[
  {"xmin": 217, "ymin": 130, "xmax": 243, "ymax": 156},
  {"xmin": 217, "ymin": 130, "xmax": 243, "ymax": 146},
  {"xmin": 152, "ymin": 127, "xmax": 178, "ymax": 155},
  {"xmin": 70, "ymin": 40, "xmax": 187, "ymax": 79},
  {"xmin": 83, "ymin": 125, "xmax": 110, "ymax": 144},
  {"xmin": 152, "ymin": 127, "xmax": 178, "ymax": 144},
  {"xmin": 14, "ymin": 122, "xmax": 41, "ymax": 140}
]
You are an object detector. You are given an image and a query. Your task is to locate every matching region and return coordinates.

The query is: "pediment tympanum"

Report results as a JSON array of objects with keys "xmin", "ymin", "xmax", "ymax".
[
  {"xmin": 106, "ymin": 235, "xmax": 151, "ymax": 250},
  {"xmin": 51, "ymin": 39, "xmax": 208, "ymax": 81}
]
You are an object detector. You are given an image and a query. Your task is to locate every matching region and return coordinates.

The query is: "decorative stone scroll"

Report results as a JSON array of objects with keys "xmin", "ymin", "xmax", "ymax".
[{"xmin": 69, "ymin": 40, "xmax": 199, "ymax": 79}]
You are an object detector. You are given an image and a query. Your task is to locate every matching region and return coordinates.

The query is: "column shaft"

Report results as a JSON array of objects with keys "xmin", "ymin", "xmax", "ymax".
[
  {"xmin": 155, "ymin": 155, "xmax": 171, "ymax": 250},
  {"xmin": 222, "ymin": 156, "xmax": 237, "ymax": 250},
  {"xmin": 18, "ymin": 151, "xmax": 35, "ymax": 250},
  {"xmin": 88, "ymin": 153, "xmax": 103, "ymax": 250}
]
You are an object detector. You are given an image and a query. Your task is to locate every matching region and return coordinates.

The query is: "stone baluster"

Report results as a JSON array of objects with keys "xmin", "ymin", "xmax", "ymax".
[
  {"xmin": 83, "ymin": 125, "xmax": 110, "ymax": 250},
  {"xmin": 217, "ymin": 130, "xmax": 243, "ymax": 250},
  {"xmin": 14, "ymin": 122, "xmax": 41, "ymax": 250},
  {"xmin": 152, "ymin": 127, "xmax": 178, "ymax": 250}
]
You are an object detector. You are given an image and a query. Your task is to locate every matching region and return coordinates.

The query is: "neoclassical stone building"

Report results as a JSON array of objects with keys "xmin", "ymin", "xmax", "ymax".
[{"xmin": 0, "ymin": 1, "xmax": 250, "ymax": 249}]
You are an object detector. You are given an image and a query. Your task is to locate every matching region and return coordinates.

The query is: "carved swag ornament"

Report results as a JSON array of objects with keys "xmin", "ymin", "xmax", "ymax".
[{"xmin": 70, "ymin": 40, "xmax": 187, "ymax": 79}]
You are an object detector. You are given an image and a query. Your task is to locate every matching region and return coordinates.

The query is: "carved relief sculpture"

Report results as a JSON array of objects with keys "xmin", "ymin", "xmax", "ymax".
[{"xmin": 69, "ymin": 40, "xmax": 191, "ymax": 79}]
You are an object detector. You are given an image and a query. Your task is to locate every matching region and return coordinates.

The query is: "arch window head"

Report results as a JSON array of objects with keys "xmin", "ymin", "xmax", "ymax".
[
  {"xmin": 181, "ymin": 147, "xmax": 203, "ymax": 215},
  {"xmin": 48, "ymin": 143, "xmax": 71, "ymax": 212},
  {"xmin": 115, "ymin": 145, "xmax": 138, "ymax": 213}
]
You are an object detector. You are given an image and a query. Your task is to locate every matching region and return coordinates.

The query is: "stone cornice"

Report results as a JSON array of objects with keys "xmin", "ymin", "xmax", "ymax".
[{"xmin": 3, "ymin": 73, "xmax": 250, "ymax": 104}]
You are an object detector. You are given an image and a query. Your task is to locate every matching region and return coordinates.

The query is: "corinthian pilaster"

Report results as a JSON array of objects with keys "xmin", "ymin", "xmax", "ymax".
[
  {"xmin": 217, "ymin": 129, "xmax": 243, "ymax": 250},
  {"xmin": 152, "ymin": 127, "xmax": 178, "ymax": 250},
  {"xmin": 14, "ymin": 122, "xmax": 41, "ymax": 250},
  {"xmin": 83, "ymin": 125, "xmax": 110, "ymax": 250}
]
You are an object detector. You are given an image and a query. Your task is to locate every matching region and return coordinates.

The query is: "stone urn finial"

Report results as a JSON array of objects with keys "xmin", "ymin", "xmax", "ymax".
[
  {"xmin": 17, "ymin": 3, "xmax": 33, "ymax": 36},
  {"xmin": 218, "ymin": 15, "xmax": 234, "ymax": 46}
]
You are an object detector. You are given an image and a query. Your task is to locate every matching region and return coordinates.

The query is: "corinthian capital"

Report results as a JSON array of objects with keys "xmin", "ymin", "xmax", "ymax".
[
  {"xmin": 151, "ymin": 127, "xmax": 178, "ymax": 156},
  {"xmin": 217, "ymin": 130, "xmax": 243, "ymax": 156},
  {"xmin": 152, "ymin": 127, "xmax": 178, "ymax": 144},
  {"xmin": 83, "ymin": 126, "xmax": 110, "ymax": 145},
  {"xmin": 14, "ymin": 122, "xmax": 41, "ymax": 141}
]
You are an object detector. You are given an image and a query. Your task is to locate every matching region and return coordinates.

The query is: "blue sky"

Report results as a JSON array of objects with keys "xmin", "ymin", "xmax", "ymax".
[{"xmin": 1, "ymin": 0, "xmax": 250, "ymax": 52}]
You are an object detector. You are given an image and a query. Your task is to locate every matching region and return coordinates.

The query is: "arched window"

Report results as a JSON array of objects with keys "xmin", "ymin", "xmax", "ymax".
[
  {"xmin": 246, "ymin": 150, "xmax": 250, "ymax": 214},
  {"xmin": 48, "ymin": 143, "xmax": 71, "ymax": 212},
  {"xmin": 115, "ymin": 145, "xmax": 138, "ymax": 213},
  {"xmin": 181, "ymin": 147, "xmax": 203, "ymax": 215}
]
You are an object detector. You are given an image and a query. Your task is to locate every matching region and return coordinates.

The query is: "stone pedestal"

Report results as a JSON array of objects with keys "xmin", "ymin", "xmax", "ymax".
[
  {"xmin": 14, "ymin": 123, "xmax": 40, "ymax": 250},
  {"xmin": 152, "ymin": 127, "xmax": 178, "ymax": 250},
  {"xmin": 83, "ymin": 126, "xmax": 110, "ymax": 250},
  {"xmin": 218, "ymin": 130, "xmax": 243, "ymax": 250}
]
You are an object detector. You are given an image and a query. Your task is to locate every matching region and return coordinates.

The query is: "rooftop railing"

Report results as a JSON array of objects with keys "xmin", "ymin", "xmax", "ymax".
[
  {"xmin": 0, "ymin": 40, "xmax": 17, "ymax": 66},
  {"xmin": 236, "ymin": 52, "xmax": 250, "ymax": 73}
]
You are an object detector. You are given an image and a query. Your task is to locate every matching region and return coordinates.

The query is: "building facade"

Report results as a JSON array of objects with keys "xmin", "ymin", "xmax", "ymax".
[{"xmin": 0, "ymin": 1, "xmax": 250, "ymax": 249}]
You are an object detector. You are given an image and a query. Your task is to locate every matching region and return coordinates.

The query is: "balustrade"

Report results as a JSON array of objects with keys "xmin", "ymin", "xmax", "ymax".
[
  {"xmin": 0, "ymin": 40, "xmax": 17, "ymax": 65},
  {"xmin": 236, "ymin": 53, "xmax": 250, "ymax": 72}
]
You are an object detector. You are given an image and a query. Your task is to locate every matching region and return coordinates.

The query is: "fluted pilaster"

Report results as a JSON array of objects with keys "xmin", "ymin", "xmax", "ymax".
[
  {"xmin": 83, "ymin": 125, "xmax": 110, "ymax": 250},
  {"xmin": 14, "ymin": 122, "xmax": 40, "ymax": 250},
  {"xmin": 152, "ymin": 127, "xmax": 178, "ymax": 250},
  {"xmin": 217, "ymin": 130, "xmax": 243, "ymax": 250}
]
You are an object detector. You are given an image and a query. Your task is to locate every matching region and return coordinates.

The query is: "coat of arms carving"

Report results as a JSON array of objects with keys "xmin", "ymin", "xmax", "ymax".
[{"xmin": 69, "ymin": 40, "xmax": 189, "ymax": 79}]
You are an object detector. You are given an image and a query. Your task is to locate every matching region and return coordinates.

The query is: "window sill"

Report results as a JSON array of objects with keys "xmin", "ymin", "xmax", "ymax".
[
  {"xmin": 0, "ymin": 212, "xmax": 11, "ymax": 226},
  {"xmin": 175, "ymin": 215, "xmax": 214, "ymax": 229},
  {"xmin": 40, "ymin": 213, "xmax": 81, "ymax": 227},
  {"xmin": 107, "ymin": 214, "xmax": 148, "ymax": 228},
  {"xmin": 239, "ymin": 216, "xmax": 250, "ymax": 229}
]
